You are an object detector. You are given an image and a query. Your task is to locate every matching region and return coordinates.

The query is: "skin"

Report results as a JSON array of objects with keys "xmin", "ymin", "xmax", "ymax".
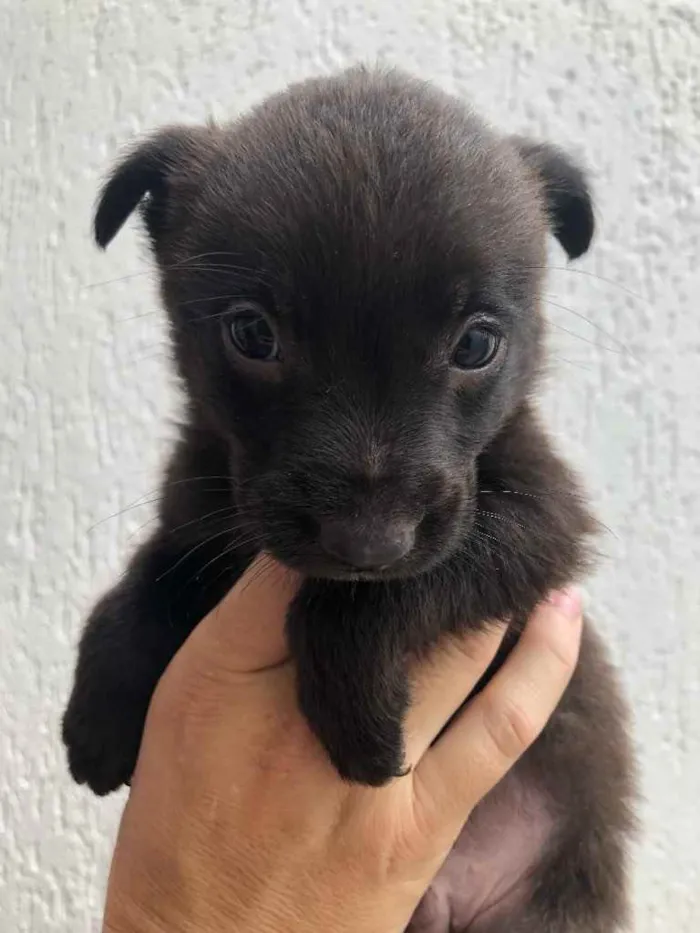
[{"xmin": 102, "ymin": 557, "xmax": 583, "ymax": 933}]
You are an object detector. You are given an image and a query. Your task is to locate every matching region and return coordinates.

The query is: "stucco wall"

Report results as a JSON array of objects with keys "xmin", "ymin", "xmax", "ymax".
[{"xmin": 1, "ymin": 1, "xmax": 698, "ymax": 930}]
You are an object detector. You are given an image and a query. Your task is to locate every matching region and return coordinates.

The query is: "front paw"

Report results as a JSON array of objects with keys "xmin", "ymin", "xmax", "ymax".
[
  {"xmin": 62, "ymin": 531, "xmax": 200, "ymax": 795},
  {"xmin": 299, "ymin": 677, "xmax": 409, "ymax": 786},
  {"xmin": 62, "ymin": 583, "xmax": 155, "ymax": 796},
  {"xmin": 334, "ymin": 733, "xmax": 409, "ymax": 787},
  {"xmin": 62, "ymin": 686, "xmax": 144, "ymax": 795},
  {"xmin": 289, "ymin": 578, "xmax": 412, "ymax": 787}
]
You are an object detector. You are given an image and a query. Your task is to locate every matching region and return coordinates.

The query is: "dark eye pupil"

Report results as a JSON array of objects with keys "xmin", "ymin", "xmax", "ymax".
[
  {"xmin": 453, "ymin": 328, "xmax": 498, "ymax": 369},
  {"xmin": 229, "ymin": 311, "xmax": 278, "ymax": 361}
]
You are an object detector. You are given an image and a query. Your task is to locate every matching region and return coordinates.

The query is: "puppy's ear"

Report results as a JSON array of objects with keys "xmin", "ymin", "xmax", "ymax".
[
  {"xmin": 511, "ymin": 138, "xmax": 595, "ymax": 260},
  {"xmin": 94, "ymin": 127, "xmax": 207, "ymax": 249}
]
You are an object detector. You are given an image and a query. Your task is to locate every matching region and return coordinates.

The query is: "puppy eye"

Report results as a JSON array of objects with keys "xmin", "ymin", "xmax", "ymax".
[
  {"xmin": 224, "ymin": 301, "xmax": 280, "ymax": 362},
  {"xmin": 452, "ymin": 327, "xmax": 500, "ymax": 370}
]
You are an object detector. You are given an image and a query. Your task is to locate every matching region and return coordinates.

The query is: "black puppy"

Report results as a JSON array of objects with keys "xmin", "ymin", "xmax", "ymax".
[{"xmin": 64, "ymin": 67, "xmax": 636, "ymax": 931}]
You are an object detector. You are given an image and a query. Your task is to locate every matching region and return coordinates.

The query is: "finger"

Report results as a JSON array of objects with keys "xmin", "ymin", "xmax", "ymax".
[
  {"xmin": 192, "ymin": 554, "xmax": 301, "ymax": 673},
  {"xmin": 404, "ymin": 621, "xmax": 507, "ymax": 764},
  {"xmin": 415, "ymin": 589, "xmax": 583, "ymax": 833}
]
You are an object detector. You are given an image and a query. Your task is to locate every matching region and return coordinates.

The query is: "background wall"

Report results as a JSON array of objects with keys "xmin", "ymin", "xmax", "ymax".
[{"xmin": 1, "ymin": 0, "xmax": 698, "ymax": 930}]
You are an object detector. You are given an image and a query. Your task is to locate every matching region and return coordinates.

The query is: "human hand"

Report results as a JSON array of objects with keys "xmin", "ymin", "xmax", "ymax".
[{"xmin": 102, "ymin": 559, "xmax": 582, "ymax": 933}]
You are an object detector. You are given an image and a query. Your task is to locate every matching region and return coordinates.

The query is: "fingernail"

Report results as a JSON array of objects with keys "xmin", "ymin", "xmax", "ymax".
[{"xmin": 547, "ymin": 586, "xmax": 582, "ymax": 619}]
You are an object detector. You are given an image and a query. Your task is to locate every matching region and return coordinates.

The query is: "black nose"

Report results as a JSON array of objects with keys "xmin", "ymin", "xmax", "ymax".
[{"xmin": 319, "ymin": 520, "xmax": 415, "ymax": 570}]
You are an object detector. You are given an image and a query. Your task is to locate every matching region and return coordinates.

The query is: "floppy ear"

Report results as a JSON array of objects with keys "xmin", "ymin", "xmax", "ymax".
[
  {"xmin": 93, "ymin": 127, "xmax": 206, "ymax": 249},
  {"xmin": 511, "ymin": 137, "xmax": 595, "ymax": 260}
]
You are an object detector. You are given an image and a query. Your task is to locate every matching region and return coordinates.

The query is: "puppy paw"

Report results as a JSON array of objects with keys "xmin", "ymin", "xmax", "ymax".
[
  {"xmin": 297, "ymin": 670, "xmax": 410, "ymax": 787},
  {"xmin": 61, "ymin": 563, "xmax": 171, "ymax": 796},
  {"xmin": 289, "ymin": 579, "xmax": 412, "ymax": 787},
  {"xmin": 331, "ymin": 731, "xmax": 409, "ymax": 787},
  {"xmin": 62, "ymin": 690, "xmax": 143, "ymax": 795}
]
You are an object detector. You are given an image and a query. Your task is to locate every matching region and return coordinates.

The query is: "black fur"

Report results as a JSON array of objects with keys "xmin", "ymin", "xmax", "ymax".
[{"xmin": 64, "ymin": 68, "xmax": 635, "ymax": 930}]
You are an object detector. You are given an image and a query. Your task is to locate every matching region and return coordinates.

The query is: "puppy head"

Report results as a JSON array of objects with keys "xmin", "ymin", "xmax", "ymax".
[{"xmin": 95, "ymin": 67, "xmax": 594, "ymax": 580}]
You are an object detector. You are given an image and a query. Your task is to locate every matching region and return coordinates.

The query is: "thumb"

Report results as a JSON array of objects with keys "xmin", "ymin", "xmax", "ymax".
[{"xmin": 192, "ymin": 554, "xmax": 301, "ymax": 673}]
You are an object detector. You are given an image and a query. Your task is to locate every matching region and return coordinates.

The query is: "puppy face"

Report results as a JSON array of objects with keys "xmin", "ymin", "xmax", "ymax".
[{"xmin": 95, "ymin": 68, "xmax": 593, "ymax": 580}]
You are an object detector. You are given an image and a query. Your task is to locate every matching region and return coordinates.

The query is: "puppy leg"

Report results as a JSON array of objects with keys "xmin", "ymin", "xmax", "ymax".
[
  {"xmin": 409, "ymin": 623, "xmax": 635, "ymax": 933},
  {"xmin": 62, "ymin": 532, "xmax": 243, "ymax": 795},
  {"xmin": 407, "ymin": 773, "xmax": 630, "ymax": 933},
  {"xmin": 287, "ymin": 580, "xmax": 410, "ymax": 787},
  {"xmin": 465, "ymin": 832, "xmax": 630, "ymax": 933}
]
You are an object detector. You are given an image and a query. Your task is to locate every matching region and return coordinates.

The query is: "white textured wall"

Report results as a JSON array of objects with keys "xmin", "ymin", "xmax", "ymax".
[{"xmin": 1, "ymin": 1, "xmax": 699, "ymax": 930}]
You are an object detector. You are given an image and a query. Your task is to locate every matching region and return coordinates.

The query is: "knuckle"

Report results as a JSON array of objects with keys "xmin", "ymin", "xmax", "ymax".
[{"xmin": 483, "ymin": 695, "xmax": 538, "ymax": 761}]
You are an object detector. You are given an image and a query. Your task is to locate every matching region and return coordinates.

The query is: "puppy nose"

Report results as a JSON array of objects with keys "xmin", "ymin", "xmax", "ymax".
[{"xmin": 319, "ymin": 520, "xmax": 415, "ymax": 570}]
